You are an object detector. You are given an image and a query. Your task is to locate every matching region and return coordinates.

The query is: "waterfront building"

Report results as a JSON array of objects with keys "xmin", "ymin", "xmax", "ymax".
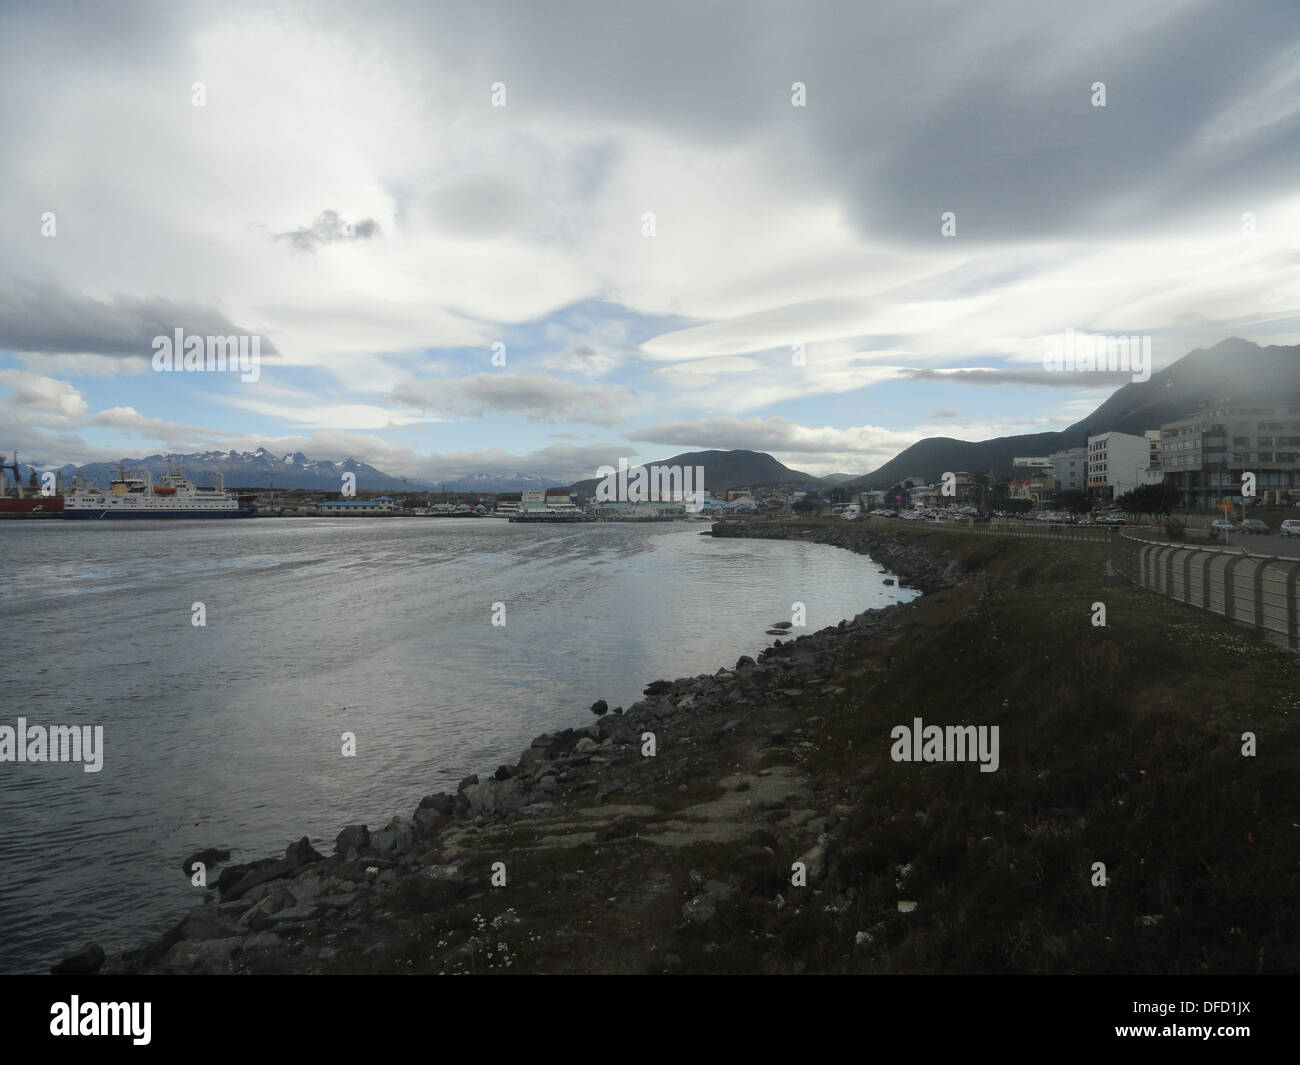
[
  {"xmin": 317, "ymin": 496, "xmax": 396, "ymax": 515},
  {"xmin": 1159, "ymin": 403, "xmax": 1300, "ymax": 506}
]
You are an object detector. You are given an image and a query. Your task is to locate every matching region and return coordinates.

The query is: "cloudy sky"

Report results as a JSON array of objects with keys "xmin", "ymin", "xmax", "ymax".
[{"xmin": 3, "ymin": 0, "xmax": 1300, "ymax": 483}]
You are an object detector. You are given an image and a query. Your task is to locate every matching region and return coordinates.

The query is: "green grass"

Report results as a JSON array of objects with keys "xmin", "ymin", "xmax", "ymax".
[{"xmin": 686, "ymin": 528, "xmax": 1300, "ymax": 973}]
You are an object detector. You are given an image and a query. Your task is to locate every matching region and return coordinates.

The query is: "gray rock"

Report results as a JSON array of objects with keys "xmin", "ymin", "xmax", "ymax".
[
  {"xmin": 161, "ymin": 936, "xmax": 244, "ymax": 969},
  {"xmin": 50, "ymin": 941, "xmax": 105, "ymax": 975},
  {"xmin": 682, "ymin": 893, "xmax": 719, "ymax": 924},
  {"xmin": 415, "ymin": 806, "xmax": 450, "ymax": 833},
  {"xmin": 334, "ymin": 825, "xmax": 369, "ymax": 854},
  {"xmin": 573, "ymin": 737, "xmax": 599, "ymax": 755},
  {"xmin": 181, "ymin": 848, "xmax": 230, "ymax": 875},
  {"xmin": 222, "ymin": 837, "xmax": 324, "ymax": 901},
  {"xmin": 799, "ymin": 842, "xmax": 828, "ymax": 880},
  {"xmin": 418, "ymin": 793, "xmax": 455, "ymax": 816},
  {"xmin": 183, "ymin": 907, "xmax": 245, "ymax": 941},
  {"xmin": 518, "ymin": 746, "xmax": 550, "ymax": 768},
  {"xmin": 461, "ymin": 778, "xmax": 527, "ymax": 817},
  {"xmin": 237, "ymin": 886, "xmax": 292, "ymax": 930}
]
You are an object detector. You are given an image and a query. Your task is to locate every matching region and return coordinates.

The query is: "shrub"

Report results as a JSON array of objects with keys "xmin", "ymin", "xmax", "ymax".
[{"xmin": 1165, "ymin": 519, "xmax": 1185, "ymax": 540}]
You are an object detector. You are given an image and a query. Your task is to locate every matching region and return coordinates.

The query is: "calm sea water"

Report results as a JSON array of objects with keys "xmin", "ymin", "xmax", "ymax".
[{"xmin": 0, "ymin": 518, "xmax": 916, "ymax": 973}]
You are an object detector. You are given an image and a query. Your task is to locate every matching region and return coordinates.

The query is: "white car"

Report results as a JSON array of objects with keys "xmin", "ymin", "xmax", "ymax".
[
  {"xmin": 1281, "ymin": 520, "xmax": 1300, "ymax": 538},
  {"xmin": 1210, "ymin": 519, "xmax": 1237, "ymax": 534}
]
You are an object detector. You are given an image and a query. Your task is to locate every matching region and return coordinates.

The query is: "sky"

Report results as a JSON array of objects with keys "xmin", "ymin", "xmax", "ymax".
[{"xmin": 3, "ymin": 0, "xmax": 1300, "ymax": 483}]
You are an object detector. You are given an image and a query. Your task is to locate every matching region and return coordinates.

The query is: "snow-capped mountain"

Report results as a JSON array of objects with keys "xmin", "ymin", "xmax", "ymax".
[
  {"xmin": 49, "ymin": 449, "xmax": 415, "ymax": 491},
  {"xmin": 19, "ymin": 449, "xmax": 576, "ymax": 492}
]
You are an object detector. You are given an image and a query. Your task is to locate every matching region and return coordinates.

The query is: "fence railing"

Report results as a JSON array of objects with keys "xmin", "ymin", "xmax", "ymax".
[{"xmin": 1112, "ymin": 531, "xmax": 1300, "ymax": 649}]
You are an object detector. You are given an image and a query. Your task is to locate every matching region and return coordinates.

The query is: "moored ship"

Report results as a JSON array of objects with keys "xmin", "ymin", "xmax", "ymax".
[
  {"xmin": 63, "ymin": 460, "xmax": 255, "ymax": 519},
  {"xmin": 0, "ymin": 452, "xmax": 63, "ymax": 516}
]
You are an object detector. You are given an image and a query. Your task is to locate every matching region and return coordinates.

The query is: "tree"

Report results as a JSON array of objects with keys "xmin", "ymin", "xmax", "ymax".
[
  {"xmin": 1115, "ymin": 483, "xmax": 1182, "ymax": 515},
  {"xmin": 1057, "ymin": 488, "xmax": 1094, "ymax": 515}
]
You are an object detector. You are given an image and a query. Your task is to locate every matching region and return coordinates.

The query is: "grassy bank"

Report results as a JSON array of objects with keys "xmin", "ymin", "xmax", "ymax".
[{"xmin": 687, "ymin": 527, "xmax": 1300, "ymax": 973}]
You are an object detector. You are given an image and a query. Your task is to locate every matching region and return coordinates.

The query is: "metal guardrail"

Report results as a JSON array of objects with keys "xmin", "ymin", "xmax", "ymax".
[{"xmin": 1112, "ymin": 531, "xmax": 1300, "ymax": 649}]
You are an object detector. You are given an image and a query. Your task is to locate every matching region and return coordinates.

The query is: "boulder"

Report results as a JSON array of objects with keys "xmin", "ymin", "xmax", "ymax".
[
  {"xmin": 590, "ymin": 699, "xmax": 609, "ymax": 716},
  {"xmin": 222, "ymin": 837, "xmax": 324, "ymax": 901},
  {"xmin": 417, "ymin": 793, "xmax": 455, "ymax": 816},
  {"xmin": 50, "ymin": 941, "xmax": 105, "ymax": 976},
  {"xmin": 182, "ymin": 907, "xmax": 244, "ymax": 942},
  {"xmin": 180, "ymin": 848, "xmax": 230, "ymax": 875},
  {"xmin": 461, "ymin": 779, "xmax": 527, "ymax": 817},
  {"xmin": 414, "ymin": 806, "xmax": 450, "ymax": 833},
  {"xmin": 334, "ymin": 825, "xmax": 369, "ymax": 854},
  {"xmin": 682, "ymin": 893, "xmax": 718, "ymax": 925},
  {"xmin": 518, "ymin": 746, "xmax": 550, "ymax": 768}
]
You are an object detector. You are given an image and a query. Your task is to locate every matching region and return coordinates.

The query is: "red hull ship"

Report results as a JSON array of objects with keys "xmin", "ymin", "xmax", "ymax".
[{"xmin": 0, "ymin": 452, "xmax": 64, "ymax": 516}]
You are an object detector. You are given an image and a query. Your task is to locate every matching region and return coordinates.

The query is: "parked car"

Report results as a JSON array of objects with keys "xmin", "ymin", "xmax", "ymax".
[
  {"xmin": 1280, "ymin": 519, "xmax": 1300, "ymax": 538},
  {"xmin": 1210, "ymin": 519, "xmax": 1238, "ymax": 534},
  {"xmin": 1241, "ymin": 519, "xmax": 1270, "ymax": 534}
]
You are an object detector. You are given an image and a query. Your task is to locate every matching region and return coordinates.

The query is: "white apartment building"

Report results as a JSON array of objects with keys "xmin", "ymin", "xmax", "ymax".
[
  {"xmin": 1050, "ymin": 447, "xmax": 1087, "ymax": 492},
  {"xmin": 1087, "ymin": 431, "xmax": 1149, "ymax": 501}
]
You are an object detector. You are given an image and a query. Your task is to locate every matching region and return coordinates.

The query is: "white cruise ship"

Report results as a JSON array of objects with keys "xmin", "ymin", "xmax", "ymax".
[{"xmin": 63, "ymin": 461, "xmax": 255, "ymax": 519}]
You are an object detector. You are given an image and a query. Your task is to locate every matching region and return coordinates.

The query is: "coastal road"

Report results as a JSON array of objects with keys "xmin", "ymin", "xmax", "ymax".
[{"xmin": 1221, "ymin": 532, "xmax": 1300, "ymax": 559}]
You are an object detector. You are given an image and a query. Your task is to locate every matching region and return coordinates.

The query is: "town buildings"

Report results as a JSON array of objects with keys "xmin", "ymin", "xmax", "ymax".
[
  {"xmin": 1086, "ymin": 431, "xmax": 1149, "ymax": 501},
  {"xmin": 1159, "ymin": 403, "xmax": 1300, "ymax": 506}
]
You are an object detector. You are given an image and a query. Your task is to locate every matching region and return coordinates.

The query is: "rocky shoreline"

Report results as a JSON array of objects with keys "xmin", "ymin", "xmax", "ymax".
[{"xmin": 56, "ymin": 523, "xmax": 966, "ymax": 975}]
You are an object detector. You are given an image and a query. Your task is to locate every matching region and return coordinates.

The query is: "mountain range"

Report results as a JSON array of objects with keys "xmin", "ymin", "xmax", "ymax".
[
  {"xmin": 7, "ymin": 338, "xmax": 1294, "ymax": 495},
  {"xmin": 566, "ymin": 450, "xmax": 823, "ymax": 497},
  {"xmin": 848, "ymin": 338, "xmax": 1300, "ymax": 489}
]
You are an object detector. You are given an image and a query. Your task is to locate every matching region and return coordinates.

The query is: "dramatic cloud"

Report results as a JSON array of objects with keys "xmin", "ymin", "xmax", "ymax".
[
  {"xmin": 3, "ymin": 1, "xmax": 1298, "ymax": 474},
  {"xmin": 391, "ymin": 373, "xmax": 630, "ymax": 426},
  {"xmin": 0, "ymin": 369, "xmax": 89, "ymax": 421},
  {"xmin": 900, "ymin": 368, "xmax": 1135, "ymax": 388},
  {"xmin": 0, "ymin": 281, "xmax": 278, "ymax": 362},
  {"xmin": 273, "ymin": 210, "xmax": 382, "ymax": 253}
]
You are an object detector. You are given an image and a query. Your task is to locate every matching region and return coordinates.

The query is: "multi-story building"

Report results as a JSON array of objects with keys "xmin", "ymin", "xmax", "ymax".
[
  {"xmin": 1160, "ymin": 403, "xmax": 1300, "ymax": 507},
  {"xmin": 1142, "ymin": 430, "xmax": 1163, "ymax": 485},
  {"xmin": 1050, "ymin": 447, "xmax": 1088, "ymax": 493},
  {"xmin": 1087, "ymin": 432, "xmax": 1149, "ymax": 502}
]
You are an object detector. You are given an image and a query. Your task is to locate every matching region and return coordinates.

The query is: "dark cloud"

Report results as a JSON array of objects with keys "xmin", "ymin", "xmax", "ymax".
[
  {"xmin": 0, "ymin": 279, "xmax": 278, "ymax": 360},
  {"xmin": 274, "ymin": 210, "xmax": 381, "ymax": 252},
  {"xmin": 901, "ymin": 367, "xmax": 1132, "ymax": 387},
  {"xmin": 391, "ymin": 373, "xmax": 628, "ymax": 426}
]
